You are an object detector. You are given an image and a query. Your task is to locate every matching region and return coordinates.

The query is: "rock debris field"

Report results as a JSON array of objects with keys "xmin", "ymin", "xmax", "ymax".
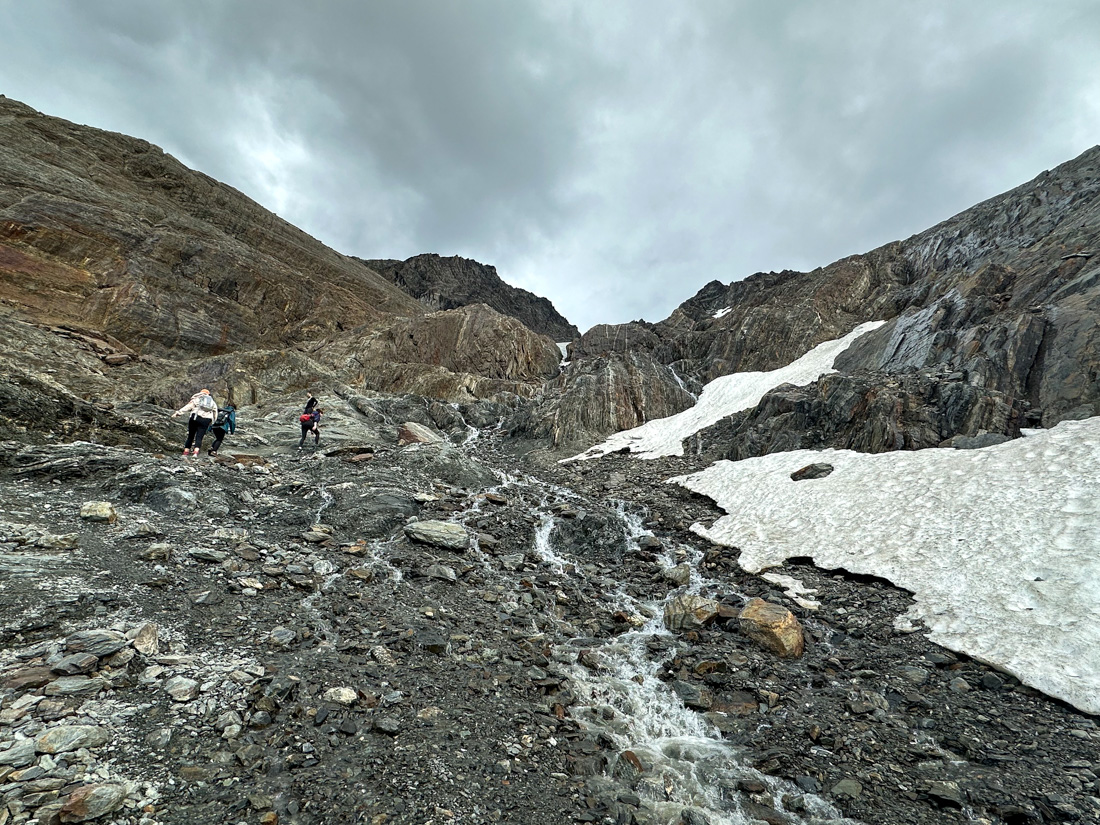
[{"xmin": 2, "ymin": 398, "xmax": 1099, "ymax": 825}]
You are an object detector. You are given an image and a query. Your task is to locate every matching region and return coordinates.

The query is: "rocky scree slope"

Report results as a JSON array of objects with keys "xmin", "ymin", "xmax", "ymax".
[
  {"xmin": 2, "ymin": 399, "xmax": 1099, "ymax": 825},
  {"xmin": 524, "ymin": 146, "xmax": 1100, "ymax": 453},
  {"xmin": 364, "ymin": 254, "xmax": 580, "ymax": 342}
]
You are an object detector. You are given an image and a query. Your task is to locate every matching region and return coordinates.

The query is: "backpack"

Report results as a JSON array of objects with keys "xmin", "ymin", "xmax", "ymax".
[
  {"xmin": 196, "ymin": 394, "xmax": 217, "ymax": 414},
  {"xmin": 299, "ymin": 413, "xmax": 313, "ymax": 423},
  {"xmin": 214, "ymin": 409, "xmax": 231, "ymax": 428}
]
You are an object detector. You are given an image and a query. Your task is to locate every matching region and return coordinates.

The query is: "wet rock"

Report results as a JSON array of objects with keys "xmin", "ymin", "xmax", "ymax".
[
  {"xmin": 425, "ymin": 563, "xmax": 458, "ymax": 582},
  {"xmin": 58, "ymin": 782, "xmax": 128, "ymax": 822},
  {"xmin": 662, "ymin": 563, "xmax": 692, "ymax": 585},
  {"xmin": 831, "ymin": 778, "xmax": 863, "ymax": 799},
  {"xmin": 78, "ymin": 501, "xmax": 116, "ymax": 523},
  {"xmin": 664, "ymin": 594, "xmax": 720, "ymax": 632},
  {"xmin": 398, "ymin": 421, "xmax": 444, "ymax": 446},
  {"xmin": 738, "ymin": 598, "xmax": 805, "ymax": 657},
  {"xmin": 35, "ymin": 725, "xmax": 110, "ymax": 754},
  {"xmin": 404, "ymin": 520, "xmax": 470, "ymax": 551},
  {"xmin": 671, "ymin": 680, "xmax": 713, "ymax": 710}
]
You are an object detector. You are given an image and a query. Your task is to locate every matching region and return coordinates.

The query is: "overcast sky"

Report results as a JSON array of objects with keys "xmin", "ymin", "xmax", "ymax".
[{"xmin": 2, "ymin": 1, "xmax": 1098, "ymax": 332}]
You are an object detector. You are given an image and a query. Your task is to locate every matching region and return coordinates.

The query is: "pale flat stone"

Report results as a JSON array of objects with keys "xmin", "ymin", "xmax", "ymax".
[
  {"xmin": 404, "ymin": 520, "xmax": 470, "ymax": 551},
  {"xmin": 163, "ymin": 676, "xmax": 199, "ymax": 701},
  {"xmin": 322, "ymin": 687, "xmax": 357, "ymax": 706},
  {"xmin": 79, "ymin": 502, "xmax": 117, "ymax": 523},
  {"xmin": 663, "ymin": 594, "xmax": 720, "ymax": 632},
  {"xmin": 35, "ymin": 725, "xmax": 110, "ymax": 754}
]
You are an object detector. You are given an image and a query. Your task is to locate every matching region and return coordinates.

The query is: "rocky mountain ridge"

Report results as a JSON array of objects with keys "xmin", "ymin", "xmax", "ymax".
[{"xmin": 364, "ymin": 254, "xmax": 579, "ymax": 342}]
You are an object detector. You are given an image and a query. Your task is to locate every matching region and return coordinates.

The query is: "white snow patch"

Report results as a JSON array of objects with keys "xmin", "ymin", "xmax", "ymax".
[
  {"xmin": 557, "ymin": 342, "xmax": 570, "ymax": 361},
  {"xmin": 567, "ymin": 320, "xmax": 885, "ymax": 461},
  {"xmin": 760, "ymin": 572, "xmax": 820, "ymax": 610},
  {"xmin": 671, "ymin": 417, "xmax": 1100, "ymax": 714},
  {"xmin": 712, "ymin": 306, "xmax": 732, "ymax": 319}
]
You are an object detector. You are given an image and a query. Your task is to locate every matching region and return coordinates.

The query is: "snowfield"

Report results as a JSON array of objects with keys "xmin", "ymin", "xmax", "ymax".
[
  {"xmin": 566, "ymin": 321, "xmax": 886, "ymax": 461},
  {"xmin": 671, "ymin": 417, "xmax": 1100, "ymax": 715}
]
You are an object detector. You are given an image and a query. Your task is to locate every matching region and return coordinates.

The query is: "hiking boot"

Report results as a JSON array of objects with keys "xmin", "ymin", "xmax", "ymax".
[
  {"xmin": 191, "ymin": 448, "xmax": 201, "ymax": 456},
  {"xmin": 181, "ymin": 449, "xmax": 189, "ymax": 458}
]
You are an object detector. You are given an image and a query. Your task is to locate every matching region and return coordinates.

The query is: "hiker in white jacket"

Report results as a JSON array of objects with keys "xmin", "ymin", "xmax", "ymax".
[{"xmin": 172, "ymin": 389, "xmax": 219, "ymax": 457}]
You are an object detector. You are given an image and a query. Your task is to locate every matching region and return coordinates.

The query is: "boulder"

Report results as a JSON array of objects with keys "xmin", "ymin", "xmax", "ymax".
[
  {"xmin": 58, "ymin": 782, "xmax": 128, "ymax": 823},
  {"xmin": 398, "ymin": 421, "xmax": 444, "ymax": 446},
  {"xmin": 36, "ymin": 725, "xmax": 111, "ymax": 754},
  {"xmin": 738, "ymin": 598, "xmax": 805, "ymax": 658},
  {"xmin": 79, "ymin": 501, "xmax": 116, "ymax": 523},
  {"xmin": 663, "ymin": 594, "xmax": 720, "ymax": 632},
  {"xmin": 404, "ymin": 520, "xmax": 470, "ymax": 551}
]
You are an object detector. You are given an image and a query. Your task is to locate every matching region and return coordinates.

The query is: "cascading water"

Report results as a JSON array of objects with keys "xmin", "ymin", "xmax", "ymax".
[{"xmin": 533, "ymin": 498, "xmax": 856, "ymax": 824}]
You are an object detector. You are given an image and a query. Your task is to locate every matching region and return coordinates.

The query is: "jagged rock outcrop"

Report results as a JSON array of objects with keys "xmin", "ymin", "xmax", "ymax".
[
  {"xmin": 689, "ymin": 369, "xmax": 1029, "ymax": 461},
  {"xmin": 364, "ymin": 253, "xmax": 579, "ymax": 341},
  {"xmin": 510, "ymin": 351, "xmax": 696, "ymax": 450},
  {"xmin": 0, "ymin": 95, "xmax": 424, "ymax": 357}
]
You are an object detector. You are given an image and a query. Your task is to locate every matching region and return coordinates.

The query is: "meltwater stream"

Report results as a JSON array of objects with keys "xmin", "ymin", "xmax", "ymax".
[{"xmin": 533, "ymin": 497, "xmax": 856, "ymax": 825}]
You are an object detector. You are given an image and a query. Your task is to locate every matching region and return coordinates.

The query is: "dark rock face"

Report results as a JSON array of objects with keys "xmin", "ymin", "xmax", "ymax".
[
  {"xmin": 0, "ymin": 96, "xmax": 424, "ymax": 358},
  {"xmin": 365, "ymin": 254, "xmax": 579, "ymax": 342},
  {"xmin": 509, "ymin": 351, "xmax": 696, "ymax": 451},
  {"xmin": 689, "ymin": 369, "xmax": 1027, "ymax": 461},
  {"xmin": 319, "ymin": 303, "xmax": 562, "ymax": 401},
  {"xmin": 550, "ymin": 145, "xmax": 1100, "ymax": 449}
]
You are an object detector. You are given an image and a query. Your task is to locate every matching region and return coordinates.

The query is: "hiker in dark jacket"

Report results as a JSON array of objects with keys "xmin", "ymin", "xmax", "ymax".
[
  {"xmin": 298, "ymin": 407, "xmax": 322, "ymax": 449},
  {"xmin": 304, "ymin": 392, "xmax": 318, "ymax": 414},
  {"xmin": 207, "ymin": 403, "xmax": 237, "ymax": 456}
]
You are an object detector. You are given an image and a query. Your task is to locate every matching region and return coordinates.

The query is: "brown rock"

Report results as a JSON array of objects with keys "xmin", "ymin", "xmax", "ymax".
[
  {"xmin": 58, "ymin": 783, "xmax": 127, "ymax": 822},
  {"xmin": 397, "ymin": 422, "xmax": 443, "ymax": 446},
  {"xmin": 738, "ymin": 598, "xmax": 805, "ymax": 657}
]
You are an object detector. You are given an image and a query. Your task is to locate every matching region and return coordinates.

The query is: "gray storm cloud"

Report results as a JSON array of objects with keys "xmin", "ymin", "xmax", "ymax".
[{"xmin": 1, "ymin": 0, "xmax": 1097, "ymax": 332}]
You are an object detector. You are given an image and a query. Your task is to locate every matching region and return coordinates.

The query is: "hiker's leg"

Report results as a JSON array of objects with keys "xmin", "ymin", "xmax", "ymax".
[
  {"xmin": 185, "ymin": 417, "xmax": 199, "ymax": 449},
  {"xmin": 194, "ymin": 421, "xmax": 210, "ymax": 451},
  {"xmin": 210, "ymin": 427, "xmax": 225, "ymax": 452}
]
